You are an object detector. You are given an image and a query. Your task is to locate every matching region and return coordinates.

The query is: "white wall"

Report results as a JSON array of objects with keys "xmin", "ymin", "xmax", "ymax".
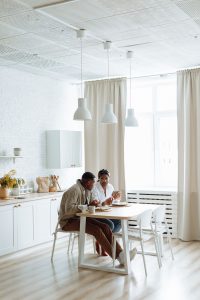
[{"xmin": 0, "ymin": 67, "xmax": 84, "ymax": 190}]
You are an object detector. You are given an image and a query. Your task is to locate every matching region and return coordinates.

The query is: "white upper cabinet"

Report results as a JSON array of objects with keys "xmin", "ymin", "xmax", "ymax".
[{"xmin": 46, "ymin": 130, "xmax": 82, "ymax": 169}]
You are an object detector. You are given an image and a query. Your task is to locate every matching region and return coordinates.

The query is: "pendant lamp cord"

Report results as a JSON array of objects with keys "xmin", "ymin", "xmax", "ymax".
[
  {"xmin": 107, "ymin": 47, "xmax": 110, "ymax": 103},
  {"xmin": 129, "ymin": 57, "xmax": 132, "ymax": 108},
  {"xmin": 80, "ymin": 37, "xmax": 83, "ymax": 97}
]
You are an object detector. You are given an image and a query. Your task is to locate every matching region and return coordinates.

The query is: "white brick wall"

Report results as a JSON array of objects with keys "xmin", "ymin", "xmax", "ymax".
[{"xmin": 0, "ymin": 66, "xmax": 84, "ymax": 190}]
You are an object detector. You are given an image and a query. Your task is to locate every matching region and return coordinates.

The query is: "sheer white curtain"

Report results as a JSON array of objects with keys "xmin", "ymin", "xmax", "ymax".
[
  {"xmin": 84, "ymin": 78, "xmax": 127, "ymax": 198},
  {"xmin": 177, "ymin": 68, "xmax": 200, "ymax": 241}
]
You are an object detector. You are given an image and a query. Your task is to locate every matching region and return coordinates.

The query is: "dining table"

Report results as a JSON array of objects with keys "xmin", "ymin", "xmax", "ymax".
[{"xmin": 76, "ymin": 203, "xmax": 161, "ymax": 275}]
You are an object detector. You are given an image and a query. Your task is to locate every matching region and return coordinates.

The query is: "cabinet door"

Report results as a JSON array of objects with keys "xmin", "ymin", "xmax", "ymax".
[
  {"xmin": 0, "ymin": 205, "xmax": 16, "ymax": 256},
  {"xmin": 34, "ymin": 199, "xmax": 51, "ymax": 243},
  {"xmin": 50, "ymin": 197, "xmax": 61, "ymax": 235},
  {"xmin": 60, "ymin": 131, "xmax": 82, "ymax": 168},
  {"xmin": 16, "ymin": 202, "xmax": 34, "ymax": 250}
]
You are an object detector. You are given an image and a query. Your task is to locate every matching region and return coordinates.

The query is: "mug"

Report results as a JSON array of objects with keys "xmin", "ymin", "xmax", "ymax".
[
  {"xmin": 78, "ymin": 205, "xmax": 88, "ymax": 213},
  {"xmin": 88, "ymin": 206, "xmax": 95, "ymax": 214}
]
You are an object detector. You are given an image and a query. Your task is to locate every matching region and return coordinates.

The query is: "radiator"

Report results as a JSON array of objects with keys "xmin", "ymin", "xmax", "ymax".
[{"xmin": 127, "ymin": 190, "xmax": 177, "ymax": 238}]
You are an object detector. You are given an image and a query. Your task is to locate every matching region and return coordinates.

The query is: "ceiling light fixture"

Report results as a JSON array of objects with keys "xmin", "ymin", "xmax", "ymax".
[
  {"xmin": 73, "ymin": 29, "xmax": 92, "ymax": 121},
  {"xmin": 125, "ymin": 51, "xmax": 138, "ymax": 127},
  {"xmin": 101, "ymin": 41, "xmax": 117, "ymax": 124}
]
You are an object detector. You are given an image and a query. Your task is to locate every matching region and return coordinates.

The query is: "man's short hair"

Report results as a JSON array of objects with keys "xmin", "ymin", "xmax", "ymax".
[
  {"xmin": 98, "ymin": 169, "xmax": 110, "ymax": 179},
  {"xmin": 82, "ymin": 172, "xmax": 95, "ymax": 181}
]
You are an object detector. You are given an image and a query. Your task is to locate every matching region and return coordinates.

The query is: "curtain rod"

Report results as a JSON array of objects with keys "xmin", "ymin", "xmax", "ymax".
[{"xmin": 71, "ymin": 71, "xmax": 176, "ymax": 85}]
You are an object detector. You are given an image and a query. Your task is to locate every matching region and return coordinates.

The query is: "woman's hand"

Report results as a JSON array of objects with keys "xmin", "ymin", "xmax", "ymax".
[
  {"xmin": 89, "ymin": 200, "xmax": 100, "ymax": 207},
  {"xmin": 102, "ymin": 197, "xmax": 113, "ymax": 206},
  {"xmin": 112, "ymin": 191, "xmax": 121, "ymax": 199}
]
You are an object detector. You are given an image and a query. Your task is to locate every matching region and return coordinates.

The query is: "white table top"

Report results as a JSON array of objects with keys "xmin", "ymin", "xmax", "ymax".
[{"xmin": 77, "ymin": 203, "xmax": 159, "ymax": 220}]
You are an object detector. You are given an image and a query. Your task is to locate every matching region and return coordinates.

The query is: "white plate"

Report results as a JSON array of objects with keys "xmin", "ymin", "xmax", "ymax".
[{"xmin": 112, "ymin": 202, "xmax": 128, "ymax": 207}]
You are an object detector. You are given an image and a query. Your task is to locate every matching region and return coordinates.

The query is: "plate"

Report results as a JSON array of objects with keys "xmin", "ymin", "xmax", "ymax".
[
  {"xmin": 112, "ymin": 202, "xmax": 128, "ymax": 207},
  {"xmin": 96, "ymin": 206, "xmax": 112, "ymax": 212}
]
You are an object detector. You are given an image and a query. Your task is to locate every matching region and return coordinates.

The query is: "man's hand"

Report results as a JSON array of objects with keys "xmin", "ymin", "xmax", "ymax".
[{"xmin": 89, "ymin": 200, "xmax": 100, "ymax": 207}]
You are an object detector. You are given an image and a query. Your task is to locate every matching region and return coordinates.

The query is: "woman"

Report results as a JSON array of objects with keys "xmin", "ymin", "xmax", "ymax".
[
  {"xmin": 91, "ymin": 169, "xmax": 122, "ymax": 256},
  {"xmin": 92, "ymin": 169, "xmax": 121, "ymax": 233}
]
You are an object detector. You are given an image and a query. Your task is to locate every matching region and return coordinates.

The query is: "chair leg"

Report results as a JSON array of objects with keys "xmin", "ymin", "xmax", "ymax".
[
  {"xmin": 71, "ymin": 233, "xmax": 79, "ymax": 253},
  {"xmin": 51, "ymin": 232, "xmax": 57, "ymax": 262},
  {"xmin": 140, "ymin": 240, "xmax": 147, "ymax": 276},
  {"xmin": 166, "ymin": 228, "xmax": 174, "ymax": 260},
  {"xmin": 154, "ymin": 235, "xmax": 162, "ymax": 268},
  {"xmin": 67, "ymin": 233, "xmax": 72, "ymax": 253}
]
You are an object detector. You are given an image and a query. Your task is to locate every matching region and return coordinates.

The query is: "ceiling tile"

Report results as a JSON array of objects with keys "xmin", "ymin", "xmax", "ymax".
[{"xmin": 0, "ymin": 0, "xmax": 29, "ymax": 18}]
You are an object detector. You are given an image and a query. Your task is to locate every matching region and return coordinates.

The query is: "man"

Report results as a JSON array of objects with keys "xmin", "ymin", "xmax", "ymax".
[{"xmin": 59, "ymin": 172, "xmax": 136, "ymax": 265}]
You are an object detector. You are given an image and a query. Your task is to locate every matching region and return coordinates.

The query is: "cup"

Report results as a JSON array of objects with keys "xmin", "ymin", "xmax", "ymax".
[
  {"xmin": 14, "ymin": 148, "xmax": 21, "ymax": 156},
  {"xmin": 78, "ymin": 205, "xmax": 88, "ymax": 213},
  {"xmin": 88, "ymin": 206, "xmax": 95, "ymax": 214}
]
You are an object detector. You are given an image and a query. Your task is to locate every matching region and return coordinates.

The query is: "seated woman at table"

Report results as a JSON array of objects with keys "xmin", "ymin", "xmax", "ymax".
[
  {"xmin": 91, "ymin": 169, "xmax": 122, "ymax": 233},
  {"xmin": 59, "ymin": 171, "xmax": 136, "ymax": 265}
]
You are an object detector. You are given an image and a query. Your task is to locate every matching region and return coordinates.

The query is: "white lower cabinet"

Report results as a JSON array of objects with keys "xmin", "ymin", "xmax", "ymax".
[
  {"xmin": 0, "ymin": 205, "xmax": 16, "ymax": 256},
  {"xmin": 0, "ymin": 195, "xmax": 62, "ymax": 256},
  {"xmin": 34, "ymin": 199, "xmax": 51, "ymax": 243},
  {"xmin": 15, "ymin": 202, "xmax": 34, "ymax": 250}
]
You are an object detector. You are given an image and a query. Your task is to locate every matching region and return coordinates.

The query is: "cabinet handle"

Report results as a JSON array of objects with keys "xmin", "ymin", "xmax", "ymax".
[
  {"xmin": 13, "ymin": 205, "xmax": 18, "ymax": 208},
  {"xmin": 18, "ymin": 204, "xmax": 21, "ymax": 207},
  {"xmin": 51, "ymin": 198, "xmax": 57, "ymax": 201}
]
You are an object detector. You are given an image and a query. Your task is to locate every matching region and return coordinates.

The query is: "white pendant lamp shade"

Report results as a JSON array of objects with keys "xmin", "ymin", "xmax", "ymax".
[
  {"xmin": 101, "ymin": 41, "xmax": 117, "ymax": 124},
  {"xmin": 73, "ymin": 98, "xmax": 92, "ymax": 120},
  {"xmin": 74, "ymin": 29, "xmax": 92, "ymax": 121},
  {"xmin": 102, "ymin": 103, "xmax": 117, "ymax": 124},
  {"xmin": 125, "ymin": 108, "xmax": 138, "ymax": 127}
]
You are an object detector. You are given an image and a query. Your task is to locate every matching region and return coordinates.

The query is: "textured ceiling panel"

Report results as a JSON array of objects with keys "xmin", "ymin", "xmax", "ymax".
[
  {"xmin": 0, "ymin": 0, "xmax": 29, "ymax": 18},
  {"xmin": 0, "ymin": 33, "xmax": 53, "ymax": 51},
  {"xmin": 176, "ymin": 0, "xmax": 200, "ymax": 19},
  {"xmin": 0, "ymin": 0, "xmax": 199, "ymax": 80},
  {"xmin": 0, "ymin": 44, "xmax": 18, "ymax": 55},
  {"xmin": 0, "ymin": 22, "xmax": 25, "ymax": 40},
  {"xmin": 0, "ymin": 10, "xmax": 63, "ymax": 33}
]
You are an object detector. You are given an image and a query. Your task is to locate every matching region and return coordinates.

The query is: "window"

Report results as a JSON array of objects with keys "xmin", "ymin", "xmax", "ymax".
[{"xmin": 125, "ymin": 77, "xmax": 177, "ymax": 190}]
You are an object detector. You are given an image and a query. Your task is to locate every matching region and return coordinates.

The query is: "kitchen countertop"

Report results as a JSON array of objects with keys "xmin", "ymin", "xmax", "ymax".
[{"xmin": 0, "ymin": 191, "xmax": 64, "ymax": 206}]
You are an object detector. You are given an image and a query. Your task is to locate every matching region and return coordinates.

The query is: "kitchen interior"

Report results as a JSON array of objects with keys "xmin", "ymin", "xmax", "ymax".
[{"xmin": 1, "ymin": 1, "xmax": 200, "ymax": 300}]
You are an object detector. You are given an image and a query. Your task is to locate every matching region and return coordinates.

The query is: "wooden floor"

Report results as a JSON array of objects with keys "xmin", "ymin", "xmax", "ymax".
[{"xmin": 0, "ymin": 237, "xmax": 200, "ymax": 300}]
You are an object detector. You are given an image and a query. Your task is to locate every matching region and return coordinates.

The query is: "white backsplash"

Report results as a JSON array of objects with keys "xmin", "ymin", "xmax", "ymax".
[{"xmin": 0, "ymin": 66, "xmax": 84, "ymax": 191}]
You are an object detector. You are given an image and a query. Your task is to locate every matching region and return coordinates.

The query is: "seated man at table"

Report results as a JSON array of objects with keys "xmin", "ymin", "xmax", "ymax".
[{"xmin": 59, "ymin": 172, "xmax": 136, "ymax": 265}]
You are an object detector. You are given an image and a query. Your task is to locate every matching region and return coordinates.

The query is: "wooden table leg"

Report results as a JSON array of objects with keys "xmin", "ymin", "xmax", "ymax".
[
  {"xmin": 78, "ymin": 216, "xmax": 86, "ymax": 266},
  {"xmin": 121, "ymin": 219, "xmax": 131, "ymax": 274}
]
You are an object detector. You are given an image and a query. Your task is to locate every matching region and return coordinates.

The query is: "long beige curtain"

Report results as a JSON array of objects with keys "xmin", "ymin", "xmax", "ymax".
[
  {"xmin": 84, "ymin": 78, "xmax": 127, "ymax": 198},
  {"xmin": 177, "ymin": 68, "xmax": 200, "ymax": 241}
]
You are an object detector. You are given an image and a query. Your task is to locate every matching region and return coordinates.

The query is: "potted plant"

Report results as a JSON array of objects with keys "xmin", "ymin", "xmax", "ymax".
[{"xmin": 0, "ymin": 170, "xmax": 17, "ymax": 199}]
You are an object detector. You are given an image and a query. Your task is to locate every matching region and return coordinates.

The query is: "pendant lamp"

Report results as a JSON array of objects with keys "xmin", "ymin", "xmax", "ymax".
[
  {"xmin": 73, "ymin": 29, "xmax": 92, "ymax": 121},
  {"xmin": 125, "ymin": 51, "xmax": 138, "ymax": 127},
  {"xmin": 101, "ymin": 41, "xmax": 117, "ymax": 124}
]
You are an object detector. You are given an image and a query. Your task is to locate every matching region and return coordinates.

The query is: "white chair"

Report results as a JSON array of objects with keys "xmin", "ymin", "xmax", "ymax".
[
  {"xmin": 152, "ymin": 205, "xmax": 174, "ymax": 261},
  {"xmin": 112, "ymin": 209, "xmax": 161, "ymax": 276},
  {"xmin": 51, "ymin": 221, "xmax": 79, "ymax": 261},
  {"xmin": 51, "ymin": 220, "xmax": 96, "ymax": 261}
]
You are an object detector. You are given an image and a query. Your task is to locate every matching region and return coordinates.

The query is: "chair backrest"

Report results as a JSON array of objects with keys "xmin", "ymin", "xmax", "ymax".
[
  {"xmin": 137, "ymin": 209, "xmax": 152, "ymax": 228},
  {"xmin": 152, "ymin": 205, "xmax": 165, "ymax": 224}
]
